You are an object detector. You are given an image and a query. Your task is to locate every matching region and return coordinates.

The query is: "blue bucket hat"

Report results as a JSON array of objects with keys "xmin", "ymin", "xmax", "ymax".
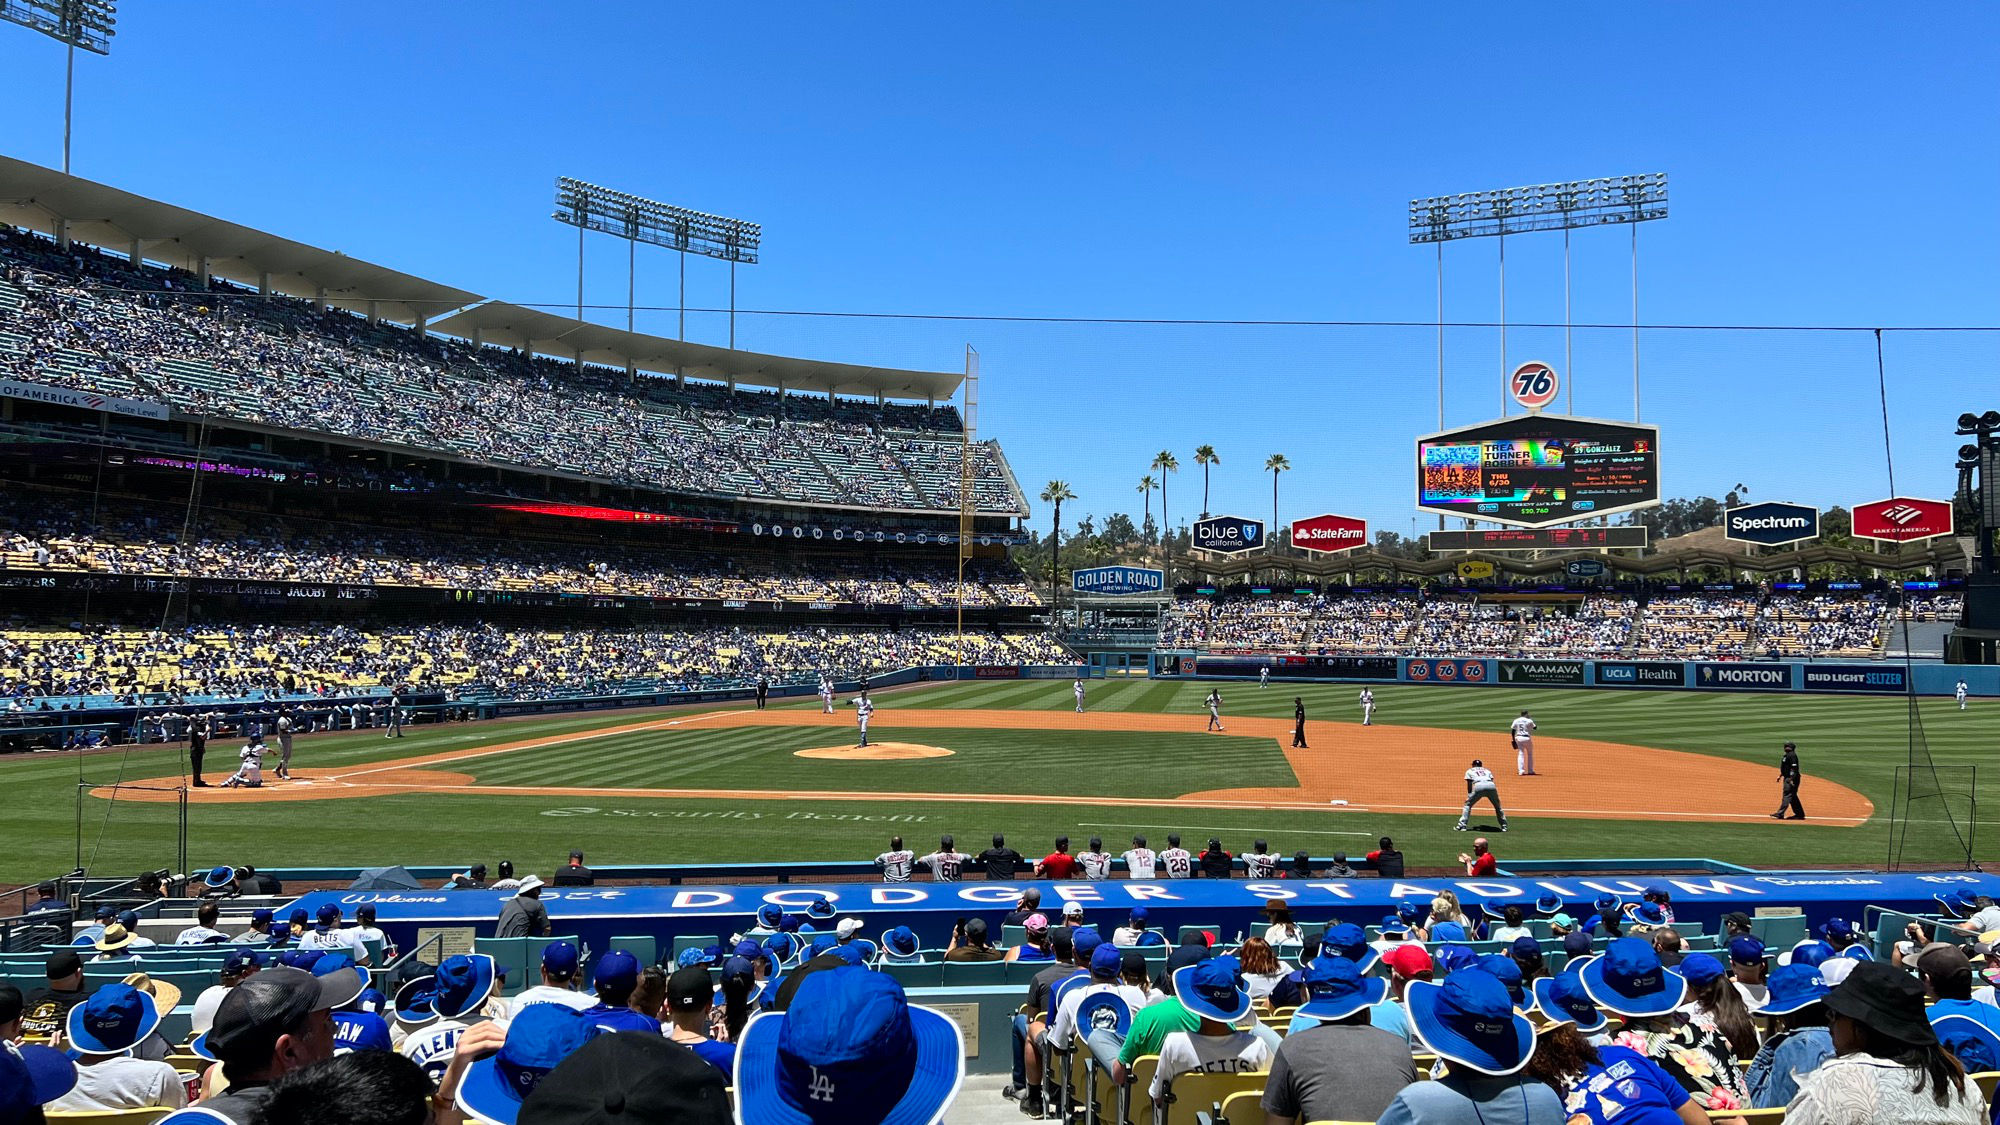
[
  {"xmin": 203, "ymin": 865, "xmax": 234, "ymax": 888},
  {"xmin": 1172, "ymin": 960, "xmax": 1251, "ymax": 1024},
  {"xmin": 756, "ymin": 903, "xmax": 784, "ymax": 929},
  {"xmin": 763, "ymin": 933, "xmax": 803, "ymax": 970},
  {"xmin": 456, "ymin": 1003, "xmax": 599, "ymax": 1125},
  {"xmin": 1644, "ymin": 882, "xmax": 1673, "ymax": 899},
  {"xmin": 312, "ymin": 953, "xmax": 367, "ymax": 1008},
  {"xmin": 735, "ymin": 966, "xmax": 964, "ymax": 1124},
  {"xmin": 733, "ymin": 940, "xmax": 762, "ymax": 960},
  {"xmin": 0, "ymin": 1042, "xmax": 76, "ymax": 1115},
  {"xmin": 1430, "ymin": 921, "xmax": 1467, "ymax": 943},
  {"xmin": 1476, "ymin": 954, "xmax": 1527, "ymax": 1009},
  {"xmin": 1679, "ymin": 953, "xmax": 1727, "ymax": 989},
  {"xmin": 1378, "ymin": 915, "xmax": 1409, "ymax": 939},
  {"xmin": 1406, "ymin": 969, "xmax": 1536, "ymax": 1076},
  {"xmin": 805, "ymin": 896, "xmax": 837, "ymax": 921},
  {"xmin": 1534, "ymin": 892, "xmax": 1564, "ymax": 916},
  {"xmin": 394, "ymin": 976, "xmax": 438, "ymax": 1025},
  {"xmin": 1532, "ymin": 971, "xmax": 1607, "ymax": 1034},
  {"xmin": 282, "ymin": 949, "xmax": 325, "ymax": 973},
  {"xmin": 1728, "ymin": 935, "xmax": 1767, "ymax": 966},
  {"xmin": 1073, "ymin": 990, "xmax": 1135, "ymax": 1038},
  {"xmin": 429, "ymin": 954, "xmax": 499, "ymax": 1020},
  {"xmin": 1592, "ymin": 894, "xmax": 1620, "ymax": 916},
  {"xmin": 67, "ymin": 982, "xmax": 161, "ymax": 1055},
  {"xmin": 1630, "ymin": 903, "xmax": 1669, "ymax": 928},
  {"xmin": 1580, "ymin": 937, "xmax": 1686, "ymax": 1018},
  {"xmin": 881, "ymin": 926, "xmax": 920, "ymax": 959},
  {"xmin": 1758, "ymin": 963, "xmax": 1830, "ymax": 1015},
  {"xmin": 1835, "ymin": 944, "xmax": 1874, "ymax": 962},
  {"xmin": 1311, "ymin": 923, "xmax": 1380, "ymax": 974},
  {"xmin": 1781, "ymin": 940, "xmax": 1836, "ymax": 969},
  {"xmin": 1296, "ymin": 956, "xmax": 1387, "ymax": 1021},
  {"xmin": 806, "ymin": 934, "xmax": 837, "ymax": 958},
  {"xmin": 1937, "ymin": 891, "xmax": 1979, "ymax": 916},
  {"xmin": 1934, "ymin": 1015, "xmax": 2000, "ymax": 1073},
  {"xmin": 1436, "ymin": 945, "xmax": 1480, "ymax": 975}
]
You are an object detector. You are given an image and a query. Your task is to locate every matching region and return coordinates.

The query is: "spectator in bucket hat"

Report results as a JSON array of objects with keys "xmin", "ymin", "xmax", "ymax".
[
  {"xmin": 48, "ymin": 983, "xmax": 186, "ymax": 1114},
  {"xmin": 1584, "ymin": 938, "xmax": 1748, "ymax": 1112},
  {"xmin": 1382, "ymin": 968, "xmax": 1561, "ymax": 1122},
  {"xmin": 454, "ymin": 1003, "xmax": 600, "ymax": 1124},
  {"xmin": 1150, "ymin": 960, "xmax": 1271, "ymax": 1106},
  {"xmin": 734, "ymin": 965, "xmax": 964, "ymax": 1124},
  {"xmin": 1788, "ymin": 960, "xmax": 1984, "ymax": 1122},
  {"xmin": 0, "ymin": 1041, "xmax": 76, "ymax": 1121},
  {"xmin": 1747, "ymin": 963, "xmax": 1835, "ymax": 1109}
]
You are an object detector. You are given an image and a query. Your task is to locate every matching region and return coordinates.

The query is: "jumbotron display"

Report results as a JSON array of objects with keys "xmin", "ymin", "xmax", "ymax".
[{"xmin": 1416, "ymin": 415, "xmax": 1660, "ymax": 528}]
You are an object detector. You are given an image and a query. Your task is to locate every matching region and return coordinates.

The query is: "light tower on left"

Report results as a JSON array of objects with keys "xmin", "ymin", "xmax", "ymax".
[{"xmin": 1, "ymin": 0, "xmax": 118, "ymax": 173}]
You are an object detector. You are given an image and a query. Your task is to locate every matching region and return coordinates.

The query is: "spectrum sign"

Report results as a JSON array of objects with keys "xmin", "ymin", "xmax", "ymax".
[
  {"xmin": 1852, "ymin": 497, "xmax": 1954, "ymax": 543},
  {"xmin": 1724, "ymin": 502, "xmax": 1819, "ymax": 547},
  {"xmin": 1291, "ymin": 513, "xmax": 1368, "ymax": 553}
]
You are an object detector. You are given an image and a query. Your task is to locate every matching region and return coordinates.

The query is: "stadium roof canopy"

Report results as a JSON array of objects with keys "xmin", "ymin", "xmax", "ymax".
[{"xmin": 0, "ymin": 156, "xmax": 963, "ymax": 402}]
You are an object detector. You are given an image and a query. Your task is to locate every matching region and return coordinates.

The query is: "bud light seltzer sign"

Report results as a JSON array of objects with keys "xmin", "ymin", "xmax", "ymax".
[
  {"xmin": 1072, "ymin": 565, "xmax": 1166, "ymax": 596},
  {"xmin": 1193, "ymin": 515, "xmax": 1264, "ymax": 554}
]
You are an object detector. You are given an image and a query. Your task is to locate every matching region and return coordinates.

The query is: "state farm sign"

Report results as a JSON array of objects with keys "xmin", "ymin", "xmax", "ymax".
[
  {"xmin": 1852, "ymin": 496, "xmax": 1954, "ymax": 543},
  {"xmin": 1291, "ymin": 513, "xmax": 1368, "ymax": 554}
]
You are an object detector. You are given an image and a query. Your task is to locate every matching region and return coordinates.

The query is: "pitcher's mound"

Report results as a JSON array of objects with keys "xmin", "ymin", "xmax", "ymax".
[{"xmin": 795, "ymin": 741, "xmax": 955, "ymax": 761}]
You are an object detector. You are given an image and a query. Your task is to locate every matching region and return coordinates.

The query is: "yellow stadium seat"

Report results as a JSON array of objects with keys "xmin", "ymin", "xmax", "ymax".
[
  {"xmin": 1156, "ymin": 1070, "xmax": 1269, "ymax": 1125},
  {"xmin": 46, "ymin": 1111, "xmax": 174, "ymax": 1125},
  {"xmin": 1710, "ymin": 1109, "xmax": 1785, "ymax": 1122}
]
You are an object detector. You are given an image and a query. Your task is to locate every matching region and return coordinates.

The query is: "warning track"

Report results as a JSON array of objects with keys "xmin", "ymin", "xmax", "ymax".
[{"xmin": 99, "ymin": 708, "xmax": 1873, "ymax": 825}]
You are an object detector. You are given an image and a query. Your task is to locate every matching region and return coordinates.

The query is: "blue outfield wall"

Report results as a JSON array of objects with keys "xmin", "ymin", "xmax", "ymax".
[
  {"xmin": 289, "ymin": 870, "xmax": 2000, "ymax": 964},
  {"xmin": 1159, "ymin": 653, "xmax": 2000, "ymax": 698}
]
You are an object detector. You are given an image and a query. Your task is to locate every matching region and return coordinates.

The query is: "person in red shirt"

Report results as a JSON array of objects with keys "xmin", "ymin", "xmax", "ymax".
[
  {"xmin": 1035, "ymin": 836, "xmax": 1078, "ymax": 879},
  {"xmin": 1460, "ymin": 837, "xmax": 1499, "ymax": 878}
]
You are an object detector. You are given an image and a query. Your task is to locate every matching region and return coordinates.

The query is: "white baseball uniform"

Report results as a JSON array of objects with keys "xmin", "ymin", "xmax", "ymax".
[
  {"xmin": 853, "ymin": 695, "xmax": 874, "ymax": 746},
  {"xmin": 1205, "ymin": 690, "xmax": 1223, "ymax": 731},
  {"xmin": 820, "ymin": 676, "xmax": 836, "ymax": 714},
  {"xmin": 1958, "ymin": 681, "xmax": 1970, "ymax": 710},
  {"xmin": 1074, "ymin": 679, "xmax": 1086, "ymax": 713},
  {"xmin": 1122, "ymin": 847, "xmax": 1158, "ymax": 879},
  {"xmin": 275, "ymin": 714, "xmax": 295, "ymax": 777},
  {"xmin": 1359, "ymin": 688, "xmax": 1375, "ymax": 726},
  {"xmin": 875, "ymin": 848, "xmax": 915, "ymax": 883},
  {"xmin": 1160, "ymin": 847, "xmax": 1194, "ymax": 879},
  {"xmin": 222, "ymin": 742, "xmax": 265, "ymax": 788},
  {"xmin": 1078, "ymin": 850, "xmax": 1113, "ymax": 880},
  {"xmin": 1259, "ymin": 666, "xmax": 1270, "ymax": 687},
  {"xmin": 1511, "ymin": 715, "xmax": 1538, "ymax": 775},
  {"xmin": 1459, "ymin": 765, "xmax": 1507, "ymax": 830}
]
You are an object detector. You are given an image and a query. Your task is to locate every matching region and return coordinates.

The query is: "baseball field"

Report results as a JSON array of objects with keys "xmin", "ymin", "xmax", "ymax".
[{"xmin": 6, "ymin": 677, "xmax": 1994, "ymax": 887}]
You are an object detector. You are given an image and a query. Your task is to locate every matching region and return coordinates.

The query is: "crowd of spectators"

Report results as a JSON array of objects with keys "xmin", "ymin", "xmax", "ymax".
[
  {"xmin": 1627, "ymin": 592, "xmax": 1761, "ymax": 660},
  {"xmin": 1162, "ymin": 594, "xmax": 1417, "ymax": 653},
  {"xmin": 1, "ymin": 621, "xmax": 1075, "ymax": 708},
  {"xmin": 1405, "ymin": 599, "xmax": 1520, "ymax": 658},
  {"xmin": 1515, "ymin": 596, "xmax": 1637, "ymax": 657},
  {"xmin": 0, "ymin": 226, "xmax": 1024, "ymax": 516},
  {"xmin": 1755, "ymin": 594, "xmax": 1888, "ymax": 659},
  {"xmin": 0, "ymin": 492, "xmax": 1041, "ymax": 607}
]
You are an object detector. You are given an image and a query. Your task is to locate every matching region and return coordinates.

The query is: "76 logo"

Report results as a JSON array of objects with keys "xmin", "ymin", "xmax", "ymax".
[{"xmin": 1509, "ymin": 362, "xmax": 1559, "ymax": 411}]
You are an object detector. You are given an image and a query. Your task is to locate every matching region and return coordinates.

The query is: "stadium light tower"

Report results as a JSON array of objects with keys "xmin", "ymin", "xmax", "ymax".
[
  {"xmin": 0, "ymin": 0, "xmax": 118, "ymax": 174},
  {"xmin": 1410, "ymin": 173, "xmax": 1667, "ymax": 421},
  {"xmin": 553, "ymin": 178, "xmax": 761, "ymax": 354}
]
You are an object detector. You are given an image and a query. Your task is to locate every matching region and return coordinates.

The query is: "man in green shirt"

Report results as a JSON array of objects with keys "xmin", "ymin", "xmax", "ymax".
[{"xmin": 1112, "ymin": 995, "xmax": 1199, "ymax": 1086}]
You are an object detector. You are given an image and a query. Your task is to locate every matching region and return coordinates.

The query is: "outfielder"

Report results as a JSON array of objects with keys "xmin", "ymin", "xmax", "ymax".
[
  {"xmin": 1204, "ymin": 688, "xmax": 1224, "ymax": 731},
  {"xmin": 1359, "ymin": 687, "xmax": 1376, "ymax": 726},
  {"xmin": 1958, "ymin": 679, "xmax": 1970, "ymax": 711},
  {"xmin": 384, "ymin": 690, "xmax": 404, "ymax": 739},
  {"xmin": 275, "ymin": 710, "xmax": 295, "ymax": 779},
  {"xmin": 1510, "ymin": 709, "xmax": 1538, "ymax": 775},
  {"xmin": 1074, "ymin": 676, "xmax": 1086, "ymax": 713},
  {"xmin": 852, "ymin": 690, "xmax": 874, "ymax": 747},
  {"xmin": 1457, "ymin": 758, "xmax": 1507, "ymax": 832},
  {"xmin": 1259, "ymin": 665, "xmax": 1270, "ymax": 688},
  {"xmin": 221, "ymin": 735, "xmax": 267, "ymax": 789},
  {"xmin": 819, "ymin": 673, "xmax": 836, "ymax": 714}
]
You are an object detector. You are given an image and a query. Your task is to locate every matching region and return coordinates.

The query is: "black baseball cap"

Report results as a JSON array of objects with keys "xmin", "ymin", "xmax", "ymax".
[
  {"xmin": 203, "ymin": 965, "xmax": 360, "ymax": 1064},
  {"xmin": 47, "ymin": 951, "xmax": 82, "ymax": 979},
  {"xmin": 666, "ymin": 966, "xmax": 711, "ymax": 1013},
  {"xmin": 520, "ymin": 1031, "xmax": 729, "ymax": 1125}
]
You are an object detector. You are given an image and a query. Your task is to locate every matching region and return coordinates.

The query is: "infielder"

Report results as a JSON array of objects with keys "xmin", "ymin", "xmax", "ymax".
[
  {"xmin": 1359, "ymin": 687, "xmax": 1376, "ymax": 726},
  {"xmin": 221, "ymin": 735, "xmax": 267, "ymax": 789},
  {"xmin": 819, "ymin": 674, "xmax": 836, "ymax": 714},
  {"xmin": 1073, "ymin": 677, "xmax": 1086, "ymax": 713},
  {"xmin": 1204, "ymin": 688, "xmax": 1224, "ymax": 731},
  {"xmin": 384, "ymin": 691, "xmax": 404, "ymax": 739},
  {"xmin": 1958, "ymin": 679, "xmax": 1970, "ymax": 711},
  {"xmin": 274, "ymin": 710, "xmax": 295, "ymax": 779},
  {"xmin": 852, "ymin": 690, "xmax": 874, "ymax": 747},
  {"xmin": 1457, "ymin": 758, "xmax": 1507, "ymax": 832},
  {"xmin": 1510, "ymin": 709, "xmax": 1538, "ymax": 775}
]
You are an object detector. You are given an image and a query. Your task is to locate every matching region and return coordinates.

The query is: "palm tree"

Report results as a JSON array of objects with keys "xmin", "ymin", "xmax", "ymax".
[
  {"xmin": 1194, "ymin": 445, "xmax": 1219, "ymax": 517},
  {"xmin": 1136, "ymin": 475, "xmax": 1157, "ymax": 545},
  {"xmin": 1265, "ymin": 453, "xmax": 1291, "ymax": 551},
  {"xmin": 1152, "ymin": 451, "xmax": 1179, "ymax": 582},
  {"xmin": 1040, "ymin": 480, "xmax": 1075, "ymax": 608}
]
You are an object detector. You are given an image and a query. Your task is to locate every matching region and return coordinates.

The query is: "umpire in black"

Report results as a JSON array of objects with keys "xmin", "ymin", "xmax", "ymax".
[
  {"xmin": 190, "ymin": 713, "xmax": 210, "ymax": 787},
  {"xmin": 1771, "ymin": 740, "xmax": 1805, "ymax": 820},
  {"xmin": 1292, "ymin": 697, "xmax": 1308, "ymax": 748}
]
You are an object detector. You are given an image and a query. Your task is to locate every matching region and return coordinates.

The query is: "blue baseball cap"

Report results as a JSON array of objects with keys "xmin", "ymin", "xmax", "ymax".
[
  {"xmin": 1580, "ymin": 937, "xmax": 1686, "ymax": 1018},
  {"xmin": 93, "ymin": 904, "xmax": 116, "ymax": 921},
  {"xmin": 1378, "ymin": 915, "xmax": 1409, "ymax": 938},
  {"xmin": 430, "ymin": 954, "xmax": 499, "ymax": 1020},
  {"xmin": 805, "ymin": 896, "xmax": 836, "ymax": 920},
  {"xmin": 1729, "ymin": 935, "xmax": 1768, "ymax": 965},
  {"xmin": 204, "ymin": 865, "xmax": 234, "ymax": 888},
  {"xmin": 1397, "ymin": 903, "xmax": 1427, "ymax": 927},
  {"xmin": 593, "ymin": 950, "xmax": 640, "ymax": 994},
  {"xmin": 1430, "ymin": 921, "xmax": 1467, "ymax": 943},
  {"xmin": 734, "ymin": 940, "xmax": 762, "ymax": 960},
  {"xmin": 1934, "ymin": 1015, "xmax": 2000, "ymax": 1073},
  {"xmin": 1406, "ymin": 969, "xmax": 1536, "ymax": 1076},
  {"xmin": 676, "ymin": 947, "xmax": 710, "ymax": 969},
  {"xmin": 828, "ymin": 944, "xmax": 867, "ymax": 967},
  {"xmin": 756, "ymin": 904, "xmax": 784, "ymax": 929},
  {"xmin": 1436, "ymin": 945, "xmax": 1479, "ymax": 975},
  {"xmin": 806, "ymin": 934, "xmax": 836, "ymax": 959},
  {"xmin": 1172, "ymin": 960, "xmax": 1251, "ymax": 1024},
  {"xmin": 1129, "ymin": 906, "xmax": 1149, "ymax": 922},
  {"xmin": 541, "ymin": 941, "xmax": 580, "ymax": 978},
  {"xmin": 315, "ymin": 903, "xmax": 341, "ymax": 930},
  {"xmin": 282, "ymin": 949, "xmax": 324, "ymax": 972},
  {"xmin": 118, "ymin": 909, "xmax": 141, "ymax": 928},
  {"xmin": 1644, "ymin": 882, "xmax": 1674, "ymax": 899},
  {"xmin": 881, "ymin": 926, "xmax": 920, "ymax": 959},
  {"xmin": 457, "ymin": 1003, "xmax": 599, "ymax": 1125},
  {"xmin": 1680, "ymin": 953, "xmax": 1727, "ymax": 989},
  {"xmin": 1534, "ymin": 892, "xmax": 1564, "ymax": 916},
  {"xmin": 1759, "ymin": 963, "xmax": 1830, "ymax": 1015},
  {"xmin": 1296, "ymin": 956, "xmax": 1387, "ymax": 1021},
  {"xmin": 1071, "ymin": 927, "xmax": 1105, "ymax": 960},
  {"xmin": 0, "ymin": 1043, "xmax": 76, "ymax": 1118},
  {"xmin": 356, "ymin": 988, "xmax": 387, "ymax": 1015},
  {"xmin": 1781, "ymin": 940, "xmax": 1836, "ymax": 969},
  {"xmin": 1532, "ymin": 971, "xmax": 1607, "ymax": 1034},
  {"xmin": 1312, "ymin": 923, "xmax": 1380, "ymax": 974},
  {"xmin": 734, "ymin": 966, "xmax": 964, "ymax": 1124},
  {"xmin": 223, "ymin": 950, "xmax": 263, "ymax": 974},
  {"xmin": 1476, "ymin": 954, "xmax": 1527, "ymax": 1008},
  {"xmin": 779, "ymin": 914, "xmax": 803, "ymax": 934},
  {"xmin": 251, "ymin": 908, "xmax": 275, "ymax": 925},
  {"xmin": 1509, "ymin": 936, "xmax": 1541, "ymax": 960},
  {"xmin": 1835, "ymin": 944, "xmax": 1874, "ymax": 962},
  {"xmin": 1819, "ymin": 917, "xmax": 1858, "ymax": 943},
  {"xmin": 67, "ymin": 982, "xmax": 161, "ymax": 1055},
  {"xmin": 1090, "ymin": 944, "xmax": 1123, "ymax": 977}
]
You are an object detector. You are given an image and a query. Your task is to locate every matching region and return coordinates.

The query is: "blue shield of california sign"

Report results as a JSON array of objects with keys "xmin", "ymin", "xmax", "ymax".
[
  {"xmin": 1072, "ymin": 565, "xmax": 1166, "ymax": 596},
  {"xmin": 1192, "ymin": 514, "xmax": 1264, "ymax": 554}
]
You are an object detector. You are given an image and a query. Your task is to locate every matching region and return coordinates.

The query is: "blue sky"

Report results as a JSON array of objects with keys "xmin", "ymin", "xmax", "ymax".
[{"xmin": 6, "ymin": 3, "xmax": 1995, "ymax": 537}]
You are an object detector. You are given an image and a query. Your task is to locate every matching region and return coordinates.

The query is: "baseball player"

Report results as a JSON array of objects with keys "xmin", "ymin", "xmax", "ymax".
[
  {"xmin": 274, "ymin": 710, "xmax": 295, "ymax": 779},
  {"xmin": 1457, "ymin": 758, "xmax": 1508, "ymax": 832},
  {"xmin": 1159, "ymin": 834, "xmax": 1194, "ymax": 879},
  {"xmin": 1122, "ymin": 836, "xmax": 1157, "ymax": 879},
  {"xmin": 1510, "ymin": 709, "xmax": 1538, "ymax": 775},
  {"xmin": 1078, "ymin": 837, "xmax": 1114, "ymax": 880},
  {"xmin": 852, "ymin": 690, "xmax": 874, "ymax": 747},
  {"xmin": 1259, "ymin": 664, "xmax": 1270, "ymax": 688},
  {"xmin": 220, "ymin": 734, "xmax": 267, "ymax": 788},
  {"xmin": 1958, "ymin": 679, "xmax": 1970, "ymax": 711},
  {"xmin": 916, "ymin": 835, "xmax": 973, "ymax": 882},
  {"xmin": 819, "ymin": 673, "xmax": 836, "ymax": 714},
  {"xmin": 384, "ymin": 690, "xmax": 404, "ymax": 739},
  {"xmin": 1241, "ymin": 839, "xmax": 1281, "ymax": 879},
  {"xmin": 1073, "ymin": 676, "xmax": 1086, "ymax": 713},
  {"xmin": 1204, "ymin": 688, "xmax": 1224, "ymax": 731},
  {"xmin": 1359, "ymin": 687, "xmax": 1376, "ymax": 726},
  {"xmin": 874, "ymin": 836, "xmax": 915, "ymax": 883}
]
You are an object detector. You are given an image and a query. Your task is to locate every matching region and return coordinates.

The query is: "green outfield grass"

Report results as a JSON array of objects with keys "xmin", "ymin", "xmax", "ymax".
[{"xmin": 3, "ymin": 678, "xmax": 1993, "ymax": 887}]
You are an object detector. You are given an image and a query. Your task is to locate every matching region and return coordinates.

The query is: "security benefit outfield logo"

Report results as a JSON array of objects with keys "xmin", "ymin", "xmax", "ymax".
[
  {"xmin": 1072, "ymin": 565, "xmax": 1165, "ymax": 596},
  {"xmin": 1192, "ymin": 515, "xmax": 1264, "ymax": 554},
  {"xmin": 1723, "ymin": 502, "xmax": 1819, "ymax": 548}
]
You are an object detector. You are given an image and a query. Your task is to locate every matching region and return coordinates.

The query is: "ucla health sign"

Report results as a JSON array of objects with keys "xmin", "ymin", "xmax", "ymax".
[
  {"xmin": 1193, "ymin": 514, "xmax": 1264, "ymax": 554},
  {"xmin": 1072, "ymin": 565, "xmax": 1165, "ymax": 596},
  {"xmin": 1724, "ymin": 502, "xmax": 1819, "ymax": 547}
]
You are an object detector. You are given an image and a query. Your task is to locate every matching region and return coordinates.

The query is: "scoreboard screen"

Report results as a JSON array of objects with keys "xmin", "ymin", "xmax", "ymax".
[
  {"xmin": 1427, "ymin": 527, "xmax": 1650, "ymax": 552},
  {"xmin": 1417, "ymin": 415, "xmax": 1659, "ymax": 528}
]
